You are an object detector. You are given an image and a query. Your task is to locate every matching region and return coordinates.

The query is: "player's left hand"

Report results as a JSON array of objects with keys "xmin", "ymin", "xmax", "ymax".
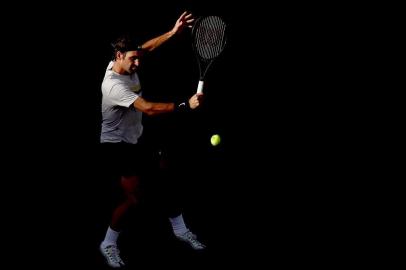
[{"xmin": 172, "ymin": 11, "xmax": 194, "ymax": 34}]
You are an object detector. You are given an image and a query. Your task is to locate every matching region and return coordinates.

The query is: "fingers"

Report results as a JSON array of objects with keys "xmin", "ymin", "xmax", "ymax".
[
  {"xmin": 192, "ymin": 99, "xmax": 200, "ymax": 108},
  {"xmin": 189, "ymin": 93, "xmax": 204, "ymax": 109},
  {"xmin": 186, "ymin": 18, "xmax": 194, "ymax": 28},
  {"xmin": 194, "ymin": 94, "xmax": 203, "ymax": 105},
  {"xmin": 175, "ymin": 11, "xmax": 194, "ymax": 31},
  {"xmin": 181, "ymin": 11, "xmax": 194, "ymax": 23},
  {"xmin": 179, "ymin": 11, "xmax": 188, "ymax": 20}
]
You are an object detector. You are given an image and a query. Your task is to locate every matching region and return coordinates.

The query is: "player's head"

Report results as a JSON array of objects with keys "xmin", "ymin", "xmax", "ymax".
[{"xmin": 111, "ymin": 34, "xmax": 144, "ymax": 74}]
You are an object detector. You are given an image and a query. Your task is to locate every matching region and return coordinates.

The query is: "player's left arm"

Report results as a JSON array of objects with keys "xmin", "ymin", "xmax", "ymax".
[{"xmin": 141, "ymin": 11, "xmax": 194, "ymax": 52}]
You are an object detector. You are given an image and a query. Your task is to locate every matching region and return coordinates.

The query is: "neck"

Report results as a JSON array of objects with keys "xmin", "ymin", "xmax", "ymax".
[{"xmin": 112, "ymin": 62, "xmax": 125, "ymax": 75}]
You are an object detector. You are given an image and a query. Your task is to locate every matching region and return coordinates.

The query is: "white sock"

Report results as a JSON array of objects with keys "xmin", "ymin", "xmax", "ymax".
[
  {"xmin": 101, "ymin": 226, "xmax": 120, "ymax": 247},
  {"xmin": 169, "ymin": 214, "xmax": 189, "ymax": 236}
]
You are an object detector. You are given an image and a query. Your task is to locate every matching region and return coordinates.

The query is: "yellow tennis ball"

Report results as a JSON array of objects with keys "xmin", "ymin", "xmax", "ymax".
[{"xmin": 210, "ymin": 134, "xmax": 221, "ymax": 146}]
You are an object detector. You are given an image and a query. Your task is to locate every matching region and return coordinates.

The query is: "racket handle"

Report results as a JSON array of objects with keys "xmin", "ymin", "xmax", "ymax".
[{"xmin": 196, "ymin": 80, "xmax": 204, "ymax": 94}]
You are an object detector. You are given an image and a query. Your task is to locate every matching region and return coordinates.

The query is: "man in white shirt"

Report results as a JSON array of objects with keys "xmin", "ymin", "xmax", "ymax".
[{"xmin": 99, "ymin": 11, "xmax": 205, "ymax": 268}]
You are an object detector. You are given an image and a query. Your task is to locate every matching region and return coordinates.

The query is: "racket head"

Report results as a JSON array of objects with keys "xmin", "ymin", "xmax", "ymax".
[{"xmin": 192, "ymin": 16, "xmax": 227, "ymax": 61}]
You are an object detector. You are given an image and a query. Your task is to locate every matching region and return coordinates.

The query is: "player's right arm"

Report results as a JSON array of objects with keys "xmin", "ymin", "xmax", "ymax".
[
  {"xmin": 133, "ymin": 94, "xmax": 203, "ymax": 116},
  {"xmin": 133, "ymin": 97, "xmax": 175, "ymax": 116}
]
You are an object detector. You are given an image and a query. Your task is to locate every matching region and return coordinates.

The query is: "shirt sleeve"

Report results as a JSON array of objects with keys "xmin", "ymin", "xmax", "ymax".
[{"xmin": 108, "ymin": 83, "xmax": 139, "ymax": 108}]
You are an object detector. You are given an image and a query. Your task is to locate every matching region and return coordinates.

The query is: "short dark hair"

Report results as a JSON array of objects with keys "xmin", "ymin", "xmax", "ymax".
[{"xmin": 111, "ymin": 34, "xmax": 143, "ymax": 60}]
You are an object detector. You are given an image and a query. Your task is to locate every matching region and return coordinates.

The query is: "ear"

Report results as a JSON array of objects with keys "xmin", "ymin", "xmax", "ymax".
[{"xmin": 116, "ymin": 51, "xmax": 123, "ymax": 60}]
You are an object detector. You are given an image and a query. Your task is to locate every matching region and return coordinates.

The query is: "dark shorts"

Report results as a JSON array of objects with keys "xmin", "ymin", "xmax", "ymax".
[{"xmin": 100, "ymin": 140, "xmax": 158, "ymax": 177}]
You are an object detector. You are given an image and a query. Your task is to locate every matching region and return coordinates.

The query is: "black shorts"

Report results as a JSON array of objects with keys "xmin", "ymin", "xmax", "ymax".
[{"xmin": 100, "ymin": 140, "xmax": 157, "ymax": 177}]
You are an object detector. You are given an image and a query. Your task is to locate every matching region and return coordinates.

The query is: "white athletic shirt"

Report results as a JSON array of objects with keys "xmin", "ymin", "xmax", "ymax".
[{"xmin": 100, "ymin": 61, "xmax": 143, "ymax": 144}]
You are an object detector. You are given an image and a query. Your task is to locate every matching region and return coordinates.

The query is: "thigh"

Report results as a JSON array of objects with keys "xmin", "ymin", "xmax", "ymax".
[
  {"xmin": 100, "ymin": 142, "xmax": 150, "ymax": 177},
  {"xmin": 120, "ymin": 175, "xmax": 141, "ymax": 194}
]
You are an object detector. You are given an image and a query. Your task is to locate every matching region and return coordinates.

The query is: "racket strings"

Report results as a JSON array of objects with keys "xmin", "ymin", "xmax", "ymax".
[{"xmin": 195, "ymin": 16, "xmax": 226, "ymax": 60}]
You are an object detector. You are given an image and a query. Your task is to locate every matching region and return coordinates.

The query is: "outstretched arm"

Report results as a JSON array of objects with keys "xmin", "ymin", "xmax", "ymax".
[
  {"xmin": 133, "ymin": 93, "xmax": 203, "ymax": 116},
  {"xmin": 141, "ymin": 11, "xmax": 194, "ymax": 52}
]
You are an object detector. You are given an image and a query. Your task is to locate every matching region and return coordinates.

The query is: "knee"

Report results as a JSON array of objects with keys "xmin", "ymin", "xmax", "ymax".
[
  {"xmin": 125, "ymin": 191, "xmax": 138, "ymax": 205},
  {"xmin": 121, "ymin": 175, "xmax": 141, "ymax": 204}
]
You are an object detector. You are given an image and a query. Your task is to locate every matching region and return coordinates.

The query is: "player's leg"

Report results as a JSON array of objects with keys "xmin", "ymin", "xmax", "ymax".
[
  {"xmin": 161, "ymin": 149, "xmax": 206, "ymax": 250},
  {"xmin": 100, "ymin": 142, "xmax": 144, "ymax": 268}
]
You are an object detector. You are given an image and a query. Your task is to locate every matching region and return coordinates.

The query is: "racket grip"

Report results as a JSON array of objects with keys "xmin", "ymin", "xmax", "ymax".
[{"xmin": 196, "ymin": 80, "xmax": 204, "ymax": 94}]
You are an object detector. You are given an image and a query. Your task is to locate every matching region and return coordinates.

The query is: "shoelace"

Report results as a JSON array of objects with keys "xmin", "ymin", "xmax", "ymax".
[
  {"xmin": 182, "ymin": 231, "xmax": 204, "ymax": 247},
  {"xmin": 183, "ymin": 231, "xmax": 197, "ymax": 239},
  {"xmin": 104, "ymin": 245, "xmax": 121, "ymax": 263}
]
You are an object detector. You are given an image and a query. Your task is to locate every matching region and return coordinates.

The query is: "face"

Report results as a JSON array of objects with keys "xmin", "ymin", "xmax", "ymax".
[{"xmin": 116, "ymin": 50, "xmax": 143, "ymax": 74}]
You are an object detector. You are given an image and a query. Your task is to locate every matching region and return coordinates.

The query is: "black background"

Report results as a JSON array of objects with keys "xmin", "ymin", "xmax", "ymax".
[{"xmin": 2, "ymin": 1, "xmax": 359, "ymax": 267}]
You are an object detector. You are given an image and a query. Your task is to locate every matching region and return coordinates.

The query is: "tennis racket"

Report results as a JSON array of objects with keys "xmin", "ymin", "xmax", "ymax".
[{"xmin": 192, "ymin": 16, "xmax": 227, "ymax": 94}]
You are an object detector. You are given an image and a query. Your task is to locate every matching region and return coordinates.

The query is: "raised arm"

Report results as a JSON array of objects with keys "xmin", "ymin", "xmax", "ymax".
[{"xmin": 141, "ymin": 11, "xmax": 194, "ymax": 52}]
